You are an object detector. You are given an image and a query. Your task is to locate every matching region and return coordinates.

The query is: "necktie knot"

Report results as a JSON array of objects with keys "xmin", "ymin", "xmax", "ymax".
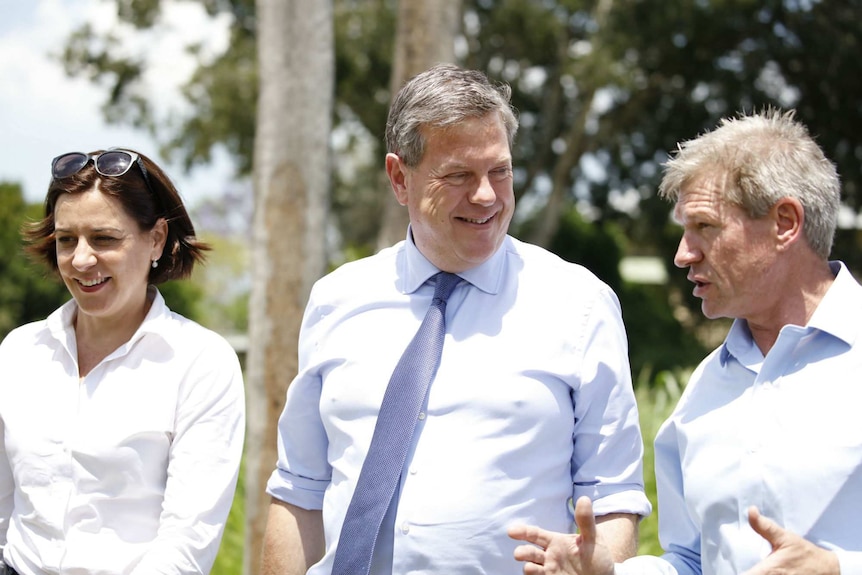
[{"xmin": 432, "ymin": 272, "xmax": 460, "ymax": 305}]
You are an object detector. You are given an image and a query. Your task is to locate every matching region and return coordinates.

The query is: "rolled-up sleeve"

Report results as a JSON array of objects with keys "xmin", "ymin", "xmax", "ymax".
[
  {"xmin": 571, "ymin": 287, "xmax": 652, "ymax": 517},
  {"xmin": 266, "ymin": 296, "xmax": 332, "ymax": 511}
]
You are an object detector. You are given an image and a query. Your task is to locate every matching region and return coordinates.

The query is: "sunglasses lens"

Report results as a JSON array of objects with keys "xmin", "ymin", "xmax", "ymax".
[
  {"xmin": 96, "ymin": 151, "xmax": 134, "ymax": 176},
  {"xmin": 52, "ymin": 153, "xmax": 89, "ymax": 179}
]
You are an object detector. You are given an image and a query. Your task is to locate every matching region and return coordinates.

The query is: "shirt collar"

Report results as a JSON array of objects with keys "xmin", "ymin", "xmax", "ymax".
[
  {"xmin": 720, "ymin": 260, "xmax": 858, "ymax": 365},
  {"xmin": 400, "ymin": 225, "xmax": 507, "ymax": 295},
  {"xmin": 47, "ymin": 285, "xmax": 172, "ymax": 358},
  {"xmin": 806, "ymin": 260, "xmax": 859, "ymax": 346}
]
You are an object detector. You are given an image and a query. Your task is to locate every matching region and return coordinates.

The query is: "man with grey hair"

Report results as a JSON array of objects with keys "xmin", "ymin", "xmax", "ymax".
[
  {"xmin": 261, "ymin": 64, "xmax": 650, "ymax": 574},
  {"xmin": 510, "ymin": 109, "xmax": 862, "ymax": 575}
]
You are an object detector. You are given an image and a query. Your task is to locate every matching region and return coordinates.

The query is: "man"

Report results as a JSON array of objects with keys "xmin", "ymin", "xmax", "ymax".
[
  {"xmin": 260, "ymin": 64, "xmax": 651, "ymax": 575},
  {"xmin": 509, "ymin": 109, "xmax": 862, "ymax": 575}
]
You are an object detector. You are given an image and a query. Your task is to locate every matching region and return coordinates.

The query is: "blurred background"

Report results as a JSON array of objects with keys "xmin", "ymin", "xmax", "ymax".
[{"xmin": 2, "ymin": 0, "xmax": 861, "ymax": 572}]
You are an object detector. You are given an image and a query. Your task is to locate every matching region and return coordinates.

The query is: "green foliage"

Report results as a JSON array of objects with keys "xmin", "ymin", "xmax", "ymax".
[
  {"xmin": 158, "ymin": 279, "xmax": 207, "ymax": 323},
  {"xmin": 621, "ymin": 282, "xmax": 708, "ymax": 377},
  {"xmin": 183, "ymin": 232, "xmax": 251, "ymax": 334},
  {"xmin": 58, "ymin": 0, "xmax": 862, "ymax": 268},
  {"xmin": 0, "ymin": 183, "xmax": 70, "ymax": 340}
]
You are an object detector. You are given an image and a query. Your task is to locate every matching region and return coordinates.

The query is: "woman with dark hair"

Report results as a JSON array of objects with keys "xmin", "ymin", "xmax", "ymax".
[{"xmin": 0, "ymin": 149, "xmax": 245, "ymax": 575}]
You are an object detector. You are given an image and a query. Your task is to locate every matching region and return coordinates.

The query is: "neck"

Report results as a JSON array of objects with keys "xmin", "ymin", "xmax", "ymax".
[
  {"xmin": 74, "ymin": 290, "xmax": 153, "ymax": 377},
  {"xmin": 748, "ymin": 259, "xmax": 835, "ymax": 355}
]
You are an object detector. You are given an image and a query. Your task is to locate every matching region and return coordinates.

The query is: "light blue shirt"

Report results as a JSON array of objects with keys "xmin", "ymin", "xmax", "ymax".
[
  {"xmin": 620, "ymin": 261, "xmax": 862, "ymax": 575},
  {"xmin": 267, "ymin": 232, "xmax": 650, "ymax": 575}
]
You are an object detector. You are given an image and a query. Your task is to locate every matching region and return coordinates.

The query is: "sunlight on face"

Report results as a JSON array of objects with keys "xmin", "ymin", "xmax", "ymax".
[
  {"xmin": 54, "ymin": 188, "xmax": 164, "ymax": 328},
  {"xmin": 400, "ymin": 114, "xmax": 515, "ymax": 273},
  {"xmin": 673, "ymin": 173, "xmax": 777, "ymax": 322}
]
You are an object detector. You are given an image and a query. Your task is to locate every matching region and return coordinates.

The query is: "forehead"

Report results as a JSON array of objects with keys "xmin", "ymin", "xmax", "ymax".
[
  {"xmin": 54, "ymin": 189, "xmax": 132, "ymax": 227},
  {"xmin": 420, "ymin": 115, "xmax": 511, "ymax": 162},
  {"xmin": 672, "ymin": 172, "xmax": 733, "ymax": 223}
]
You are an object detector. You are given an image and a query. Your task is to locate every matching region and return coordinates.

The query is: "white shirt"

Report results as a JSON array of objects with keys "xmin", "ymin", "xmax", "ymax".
[
  {"xmin": 267, "ymin": 233, "xmax": 651, "ymax": 575},
  {"xmin": 0, "ymin": 288, "xmax": 245, "ymax": 575},
  {"xmin": 618, "ymin": 262, "xmax": 862, "ymax": 575}
]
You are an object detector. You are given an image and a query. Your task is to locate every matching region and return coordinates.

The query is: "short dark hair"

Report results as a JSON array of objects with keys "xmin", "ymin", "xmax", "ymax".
[{"xmin": 23, "ymin": 148, "xmax": 209, "ymax": 283}]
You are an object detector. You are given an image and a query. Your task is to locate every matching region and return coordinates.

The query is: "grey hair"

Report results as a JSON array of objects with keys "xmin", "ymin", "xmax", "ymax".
[
  {"xmin": 385, "ymin": 63, "xmax": 519, "ymax": 167},
  {"xmin": 659, "ymin": 108, "xmax": 841, "ymax": 258}
]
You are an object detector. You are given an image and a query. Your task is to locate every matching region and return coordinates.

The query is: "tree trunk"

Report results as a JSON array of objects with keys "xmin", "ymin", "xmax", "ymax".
[
  {"xmin": 375, "ymin": 0, "xmax": 463, "ymax": 252},
  {"xmin": 244, "ymin": 0, "xmax": 333, "ymax": 572}
]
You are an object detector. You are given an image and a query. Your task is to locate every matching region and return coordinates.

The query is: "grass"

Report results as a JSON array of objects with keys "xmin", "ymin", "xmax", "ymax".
[{"xmin": 209, "ymin": 368, "xmax": 690, "ymax": 572}]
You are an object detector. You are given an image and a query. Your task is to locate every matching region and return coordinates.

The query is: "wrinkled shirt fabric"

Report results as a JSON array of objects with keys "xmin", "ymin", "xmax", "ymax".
[
  {"xmin": 267, "ymin": 232, "xmax": 650, "ymax": 575},
  {"xmin": 0, "ymin": 288, "xmax": 245, "ymax": 575},
  {"xmin": 618, "ymin": 261, "xmax": 862, "ymax": 575}
]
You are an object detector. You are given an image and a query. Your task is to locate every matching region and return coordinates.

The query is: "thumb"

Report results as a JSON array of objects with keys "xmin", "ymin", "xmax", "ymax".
[
  {"xmin": 747, "ymin": 506, "xmax": 784, "ymax": 550},
  {"xmin": 574, "ymin": 496, "xmax": 598, "ymax": 544}
]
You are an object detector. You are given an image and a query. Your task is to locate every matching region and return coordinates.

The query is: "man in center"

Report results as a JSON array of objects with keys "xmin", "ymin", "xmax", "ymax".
[{"xmin": 261, "ymin": 64, "xmax": 650, "ymax": 575}]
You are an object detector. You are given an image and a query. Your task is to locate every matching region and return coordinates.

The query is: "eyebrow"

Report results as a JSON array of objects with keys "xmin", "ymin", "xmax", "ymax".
[{"xmin": 54, "ymin": 226, "xmax": 123, "ymax": 233}]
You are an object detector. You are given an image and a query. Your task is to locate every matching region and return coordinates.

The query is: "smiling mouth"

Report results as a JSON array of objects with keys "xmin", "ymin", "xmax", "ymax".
[
  {"xmin": 458, "ymin": 215, "xmax": 494, "ymax": 224},
  {"xmin": 78, "ymin": 277, "xmax": 108, "ymax": 287}
]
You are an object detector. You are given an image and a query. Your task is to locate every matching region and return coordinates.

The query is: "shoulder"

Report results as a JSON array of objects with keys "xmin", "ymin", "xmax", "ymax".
[
  {"xmin": 504, "ymin": 236, "xmax": 616, "ymax": 297},
  {"xmin": 0, "ymin": 319, "xmax": 50, "ymax": 352},
  {"xmin": 169, "ymin": 311, "xmax": 237, "ymax": 354},
  {"xmin": 144, "ymin": 305, "xmax": 241, "ymax": 371},
  {"xmin": 310, "ymin": 242, "xmax": 403, "ymax": 304}
]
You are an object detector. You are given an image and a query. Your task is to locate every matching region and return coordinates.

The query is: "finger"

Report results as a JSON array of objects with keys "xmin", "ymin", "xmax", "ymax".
[
  {"xmin": 747, "ymin": 506, "xmax": 784, "ymax": 549},
  {"xmin": 524, "ymin": 563, "xmax": 546, "ymax": 575},
  {"xmin": 574, "ymin": 496, "xmax": 598, "ymax": 543},
  {"xmin": 508, "ymin": 524, "xmax": 554, "ymax": 549},
  {"xmin": 513, "ymin": 542, "xmax": 547, "ymax": 565}
]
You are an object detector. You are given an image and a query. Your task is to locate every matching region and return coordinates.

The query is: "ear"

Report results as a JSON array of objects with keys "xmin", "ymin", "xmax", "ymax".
[
  {"xmin": 773, "ymin": 197, "xmax": 804, "ymax": 250},
  {"xmin": 385, "ymin": 153, "xmax": 410, "ymax": 206},
  {"xmin": 150, "ymin": 217, "xmax": 168, "ymax": 260}
]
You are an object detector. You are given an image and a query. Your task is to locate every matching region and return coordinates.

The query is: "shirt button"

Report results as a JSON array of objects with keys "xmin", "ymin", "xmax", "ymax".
[
  {"xmin": 418, "ymin": 412, "xmax": 426, "ymax": 420},
  {"xmin": 401, "ymin": 521, "xmax": 410, "ymax": 534},
  {"xmin": 409, "ymin": 466, "xmax": 418, "ymax": 475}
]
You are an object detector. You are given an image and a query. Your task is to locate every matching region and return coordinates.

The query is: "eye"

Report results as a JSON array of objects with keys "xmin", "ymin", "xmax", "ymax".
[
  {"xmin": 489, "ymin": 166, "xmax": 512, "ymax": 181},
  {"xmin": 55, "ymin": 235, "xmax": 76, "ymax": 247},
  {"xmin": 93, "ymin": 235, "xmax": 120, "ymax": 246},
  {"xmin": 444, "ymin": 172, "xmax": 470, "ymax": 185}
]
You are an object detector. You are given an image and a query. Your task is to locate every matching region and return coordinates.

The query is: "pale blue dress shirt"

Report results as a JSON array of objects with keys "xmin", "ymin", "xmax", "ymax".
[
  {"xmin": 619, "ymin": 261, "xmax": 862, "ymax": 575},
  {"xmin": 267, "ymin": 231, "xmax": 651, "ymax": 575}
]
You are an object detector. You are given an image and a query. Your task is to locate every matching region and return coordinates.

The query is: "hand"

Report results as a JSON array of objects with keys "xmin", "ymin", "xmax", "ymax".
[
  {"xmin": 508, "ymin": 496, "xmax": 615, "ymax": 575},
  {"xmin": 742, "ymin": 506, "xmax": 839, "ymax": 575}
]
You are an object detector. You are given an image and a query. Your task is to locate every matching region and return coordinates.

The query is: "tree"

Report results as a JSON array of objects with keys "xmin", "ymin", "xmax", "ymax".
[
  {"xmin": 0, "ymin": 183, "xmax": 69, "ymax": 339},
  {"xmin": 375, "ymin": 0, "xmax": 464, "ymax": 250},
  {"xmin": 243, "ymin": 1, "xmax": 333, "ymax": 574}
]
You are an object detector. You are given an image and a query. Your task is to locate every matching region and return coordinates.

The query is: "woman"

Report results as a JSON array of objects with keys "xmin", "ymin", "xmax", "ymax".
[{"xmin": 0, "ymin": 149, "xmax": 245, "ymax": 575}]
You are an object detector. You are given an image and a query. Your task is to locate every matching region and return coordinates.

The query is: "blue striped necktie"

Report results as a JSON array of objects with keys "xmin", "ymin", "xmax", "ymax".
[{"xmin": 331, "ymin": 272, "xmax": 461, "ymax": 575}]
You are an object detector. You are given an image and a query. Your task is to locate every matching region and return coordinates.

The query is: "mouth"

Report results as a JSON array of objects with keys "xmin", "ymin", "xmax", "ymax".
[
  {"xmin": 457, "ymin": 214, "xmax": 495, "ymax": 225},
  {"xmin": 77, "ymin": 277, "xmax": 109, "ymax": 288},
  {"xmin": 688, "ymin": 274, "xmax": 710, "ymax": 295}
]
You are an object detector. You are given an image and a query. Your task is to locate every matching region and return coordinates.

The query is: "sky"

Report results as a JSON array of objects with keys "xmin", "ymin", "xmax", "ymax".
[{"xmin": 0, "ymin": 0, "xmax": 237, "ymax": 208}]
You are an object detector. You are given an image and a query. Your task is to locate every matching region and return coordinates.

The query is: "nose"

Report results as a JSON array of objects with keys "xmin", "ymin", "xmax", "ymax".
[
  {"xmin": 673, "ymin": 233, "xmax": 701, "ymax": 268},
  {"xmin": 72, "ymin": 239, "xmax": 97, "ymax": 270},
  {"xmin": 469, "ymin": 175, "xmax": 497, "ymax": 207}
]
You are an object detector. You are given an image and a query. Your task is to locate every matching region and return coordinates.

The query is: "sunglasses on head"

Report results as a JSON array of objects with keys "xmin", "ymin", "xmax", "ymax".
[{"xmin": 51, "ymin": 149, "xmax": 155, "ymax": 195}]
